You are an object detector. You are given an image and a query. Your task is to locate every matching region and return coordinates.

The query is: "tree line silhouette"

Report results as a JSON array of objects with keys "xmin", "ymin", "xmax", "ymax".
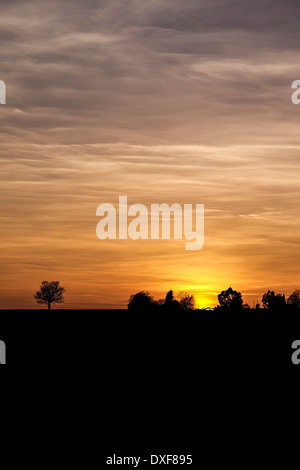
[
  {"xmin": 33, "ymin": 281, "xmax": 300, "ymax": 312},
  {"xmin": 128, "ymin": 287, "xmax": 300, "ymax": 313}
]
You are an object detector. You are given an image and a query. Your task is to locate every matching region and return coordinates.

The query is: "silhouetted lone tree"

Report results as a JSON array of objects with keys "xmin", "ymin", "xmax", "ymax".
[
  {"xmin": 34, "ymin": 281, "xmax": 65, "ymax": 310},
  {"xmin": 218, "ymin": 287, "xmax": 243, "ymax": 312}
]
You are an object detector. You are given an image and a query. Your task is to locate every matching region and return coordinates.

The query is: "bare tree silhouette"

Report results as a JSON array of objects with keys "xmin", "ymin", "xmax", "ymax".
[
  {"xmin": 34, "ymin": 281, "xmax": 65, "ymax": 310},
  {"xmin": 287, "ymin": 290, "xmax": 300, "ymax": 309},
  {"xmin": 177, "ymin": 292, "xmax": 195, "ymax": 311}
]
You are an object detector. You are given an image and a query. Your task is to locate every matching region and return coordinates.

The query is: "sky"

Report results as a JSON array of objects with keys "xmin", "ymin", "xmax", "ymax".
[{"xmin": 1, "ymin": 0, "xmax": 300, "ymax": 308}]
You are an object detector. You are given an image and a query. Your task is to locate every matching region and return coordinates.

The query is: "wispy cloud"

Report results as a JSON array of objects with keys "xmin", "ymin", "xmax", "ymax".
[{"xmin": 1, "ymin": 0, "xmax": 300, "ymax": 307}]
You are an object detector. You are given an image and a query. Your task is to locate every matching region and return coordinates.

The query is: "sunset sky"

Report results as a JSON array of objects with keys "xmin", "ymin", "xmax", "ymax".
[{"xmin": 1, "ymin": 0, "xmax": 300, "ymax": 308}]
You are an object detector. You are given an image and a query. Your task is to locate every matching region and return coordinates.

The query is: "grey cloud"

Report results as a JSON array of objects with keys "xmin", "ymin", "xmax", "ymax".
[{"xmin": 1, "ymin": 0, "xmax": 300, "ymax": 147}]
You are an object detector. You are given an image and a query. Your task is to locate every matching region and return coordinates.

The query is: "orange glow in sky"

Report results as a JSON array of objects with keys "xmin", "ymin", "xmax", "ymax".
[{"xmin": 1, "ymin": 1, "xmax": 300, "ymax": 309}]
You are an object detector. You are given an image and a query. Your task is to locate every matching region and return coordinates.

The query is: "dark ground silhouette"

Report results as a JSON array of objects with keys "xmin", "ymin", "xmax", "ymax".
[{"xmin": 0, "ymin": 308, "xmax": 299, "ymax": 371}]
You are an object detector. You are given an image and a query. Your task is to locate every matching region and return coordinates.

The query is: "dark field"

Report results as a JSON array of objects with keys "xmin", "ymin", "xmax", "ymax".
[
  {"xmin": 1, "ymin": 308, "xmax": 299, "ymax": 372},
  {"xmin": 1, "ymin": 309, "xmax": 298, "ymax": 458}
]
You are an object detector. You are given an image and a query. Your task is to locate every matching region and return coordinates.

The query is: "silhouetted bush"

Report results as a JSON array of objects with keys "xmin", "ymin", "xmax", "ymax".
[{"xmin": 128, "ymin": 291, "xmax": 156, "ymax": 312}]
